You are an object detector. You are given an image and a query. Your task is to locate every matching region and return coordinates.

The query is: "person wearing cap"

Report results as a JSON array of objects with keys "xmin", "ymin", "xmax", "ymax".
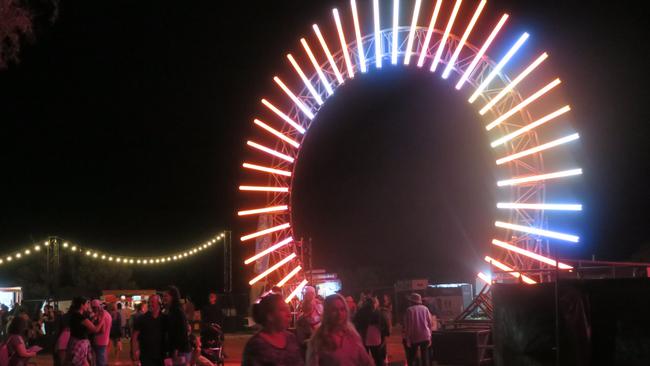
[
  {"xmin": 90, "ymin": 299, "xmax": 112, "ymax": 366},
  {"xmin": 402, "ymin": 293, "xmax": 433, "ymax": 366}
]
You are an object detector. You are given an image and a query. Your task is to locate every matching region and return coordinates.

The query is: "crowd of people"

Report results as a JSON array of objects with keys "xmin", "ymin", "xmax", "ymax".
[
  {"xmin": 0, "ymin": 286, "xmax": 226, "ymax": 366},
  {"xmin": 243, "ymin": 287, "xmax": 437, "ymax": 366}
]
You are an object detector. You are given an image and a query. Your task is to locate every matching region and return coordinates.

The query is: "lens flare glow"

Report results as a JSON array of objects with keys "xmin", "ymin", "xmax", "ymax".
[
  {"xmin": 238, "ymin": 205, "xmax": 289, "ymax": 217},
  {"xmin": 468, "ymin": 32, "xmax": 529, "ymax": 102},
  {"xmin": 301, "ymin": 38, "xmax": 334, "ymax": 96},
  {"xmin": 242, "ymin": 163, "xmax": 292, "ymax": 177},
  {"xmin": 247, "ymin": 141, "xmax": 295, "ymax": 163},
  {"xmin": 241, "ymin": 223, "xmax": 291, "ymax": 242},
  {"xmin": 313, "ymin": 24, "xmax": 345, "ymax": 84},
  {"xmin": 403, "ymin": 0, "xmax": 421, "ymax": 65},
  {"xmin": 273, "ymin": 77, "xmax": 315, "ymax": 119},
  {"xmin": 285, "ymin": 279, "xmax": 309, "ymax": 303},
  {"xmin": 477, "ymin": 272, "xmax": 492, "ymax": 285},
  {"xmin": 253, "ymin": 119, "xmax": 301, "ymax": 148},
  {"xmin": 480, "ymin": 53, "xmax": 548, "ymax": 115},
  {"xmin": 496, "ymin": 133, "xmax": 579, "ymax": 165},
  {"xmin": 351, "ymin": 0, "xmax": 367, "ymax": 73},
  {"xmin": 416, "ymin": 0, "xmax": 443, "ymax": 67},
  {"xmin": 261, "ymin": 99, "xmax": 306, "ymax": 134},
  {"xmin": 249, "ymin": 253, "xmax": 297, "ymax": 285},
  {"xmin": 287, "ymin": 54, "xmax": 324, "ymax": 105},
  {"xmin": 373, "ymin": 0, "xmax": 382, "ymax": 68},
  {"xmin": 485, "ymin": 256, "xmax": 536, "ymax": 284},
  {"xmin": 492, "ymin": 239, "xmax": 573, "ymax": 269},
  {"xmin": 391, "ymin": 0, "xmax": 399, "ymax": 65},
  {"xmin": 333, "ymin": 9, "xmax": 355, "ymax": 79},
  {"xmin": 485, "ymin": 78, "xmax": 561, "ymax": 131},
  {"xmin": 431, "ymin": 0, "xmax": 463, "ymax": 72},
  {"xmin": 497, "ymin": 202, "xmax": 582, "ymax": 211},
  {"xmin": 497, "ymin": 168, "xmax": 582, "ymax": 187},
  {"xmin": 276, "ymin": 265, "xmax": 302, "ymax": 287},
  {"xmin": 244, "ymin": 237, "xmax": 293, "ymax": 264},
  {"xmin": 495, "ymin": 221, "xmax": 580, "ymax": 243},
  {"xmin": 239, "ymin": 186, "xmax": 289, "ymax": 193},
  {"xmin": 442, "ymin": 0, "xmax": 486, "ymax": 79}
]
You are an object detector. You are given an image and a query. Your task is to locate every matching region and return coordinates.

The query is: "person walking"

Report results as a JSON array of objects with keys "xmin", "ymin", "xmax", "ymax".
[
  {"xmin": 118, "ymin": 303, "xmax": 131, "ymax": 340},
  {"xmin": 4, "ymin": 316, "xmax": 39, "ymax": 366},
  {"xmin": 163, "ymin": 286, "xmax": 191, "ymax": 366},
  {"xmin": 66, "ymin": 296, "xmax": 104, "ymax": 366},
  {"xmin": 242, "ymin": 294, "xmax": 303, "ymax": 366},
  {"xmin": 402, "ymin": 293, "xmax": 433, "ymax": 366},
  {"xmin": 131, "ymin": 295, "xmax": 166, "ymax": 366},
  {"xmin": 106, "ymin": 303, "xmax": 122, "ymax": 359},
  {"xmin": 306, "ymin": 294, "xmax": 373, "ymax": 366},
  {"xmin": 354, "ymin": 297, "xmax": 390, "ymax": 366},
  {"xmin": 90, "ymin": 300, "xmax": 112, "ymax": 366}
]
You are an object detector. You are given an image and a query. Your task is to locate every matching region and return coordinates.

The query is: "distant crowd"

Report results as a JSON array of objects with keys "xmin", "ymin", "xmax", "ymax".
[{"xmin": 243, "ymin": 286, "xmax": 437, "ymax": 366}]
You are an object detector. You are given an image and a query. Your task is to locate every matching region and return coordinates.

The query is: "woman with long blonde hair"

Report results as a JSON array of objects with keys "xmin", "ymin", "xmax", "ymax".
[{"xmin": 306, "ymin": 294, "xmax": 373, "ymax": 366}]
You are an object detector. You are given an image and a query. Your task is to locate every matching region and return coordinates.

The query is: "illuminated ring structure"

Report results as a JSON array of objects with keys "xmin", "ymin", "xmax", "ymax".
[{"xmin": 238, "ymin": 0, "xmax": 583, "ymax": 301}]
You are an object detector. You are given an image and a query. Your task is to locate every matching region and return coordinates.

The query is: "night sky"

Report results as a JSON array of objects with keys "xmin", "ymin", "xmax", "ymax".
[{"xmin": 0, "ymin": 1, "xmax": 648, "ymax": 297}]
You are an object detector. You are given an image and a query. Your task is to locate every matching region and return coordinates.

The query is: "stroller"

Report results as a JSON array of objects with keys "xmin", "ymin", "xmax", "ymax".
[{"xmin": 200, "ymin": 323, "xmax": 225, "ymax": 366}]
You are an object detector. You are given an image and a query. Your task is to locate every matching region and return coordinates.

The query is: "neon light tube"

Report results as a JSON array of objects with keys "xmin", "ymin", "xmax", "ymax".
[
  {"xmin": 239, "ymin": 186, "xmax": 289, "ymax": 193},
  {"xmin": 477, "ymin": 272, "xmax": 492, "ymax": 285},
  {"xmin": 249, "ymin": 253, "xmax": 297, "ymax": 285},
  {"xmin": 480, "ymin": 53, "xmax": 548, "ymax": 115},
  {"xmin": 491, "ymin": 105, "xmax": 571, "ymax": 147},
  {"xmin": 431, "ymin": 0, "xmax": 462, "ymax": 72},
  {"xmin": 277, "ymin": 266, "xmax": 302, "ymax": 287},
  {"xmin": 497, "ymin": 202, "xmax": 582, "ymax": 211},
  {"xmin": 351, "ymin": 0, "xmax": 367, "ymax": 73},
  {"xmin": 468, "ymin": 32, "xmax": 529, "ymax": 102},
  {"xmin": 442, "ymin": 0, "xmax": 486, "ymax": 79},
  {"xmin": 495, "ymin": 221, "xmax": 580, "ymax": 243},
  {"xmin": 247, "ymin": 141, "xmax": 295, "ymax": 163},
  {"xmin": 241, "ymin": 223, "xmax": 291, "ymax": 242},
  {"xmin": 285, "ymin": 279, "xmax": 309, "ymax": 303},
  {"xmin": 391, "ymin": 0, "xmax": 399, "ymax": 65},
  {"xmin": 486, "ymin": 78, "xmax": 562, "ymax": 131},
  {"xmin": 485, "ymin": 256, "xmax": 536, "ymax": 284},
  {"xmin": 373, "ymin": 0, "xmax": 382, "ymax": 68},
  {"xmin": 301, "ymin": 38, "xmax": 334, "ymax": 96},
  {"xmin": 455, "ymin": 14, "xmax": 509, "ymax": 89},
  {"xmin": 238, "ymin": 205, "xmax": 289, "ymax": 217},
  {"xmin": 332, "ymin": 8, "xmax": 355, "ymax": 79},
  {"xmin": 497, "ymin": 168, "xmax": 582, "ymax": 187},
  {"xmin": 313, "ymin": 24, "xmax": 345, "ymax": 84},
  {"xmin": 403, "ymin": 0, "xmax": 421, "ymax": 65},
  {"xmin": 244, "ymin": 237, "xmax": 293, "ymax": 264},
  {"xmin": 273, "ymin": 77, "xmax": 314, "ymax": 119},
  {"xmin": 261, "ymin": 99, "xmax": 306, "ymax": 134},
  {"xmin": 287, "ymin": 54, "xmax": 324, "ymax": 105},
  {"xmin": 253, "ymin": 119, "xmax": 301, "ymax": 148},
  {"xmin": 242, "ymin": 163, "xmax": 292, "ymax": 177},
  {"xmin": 496, "ymin": 133, "xmax": 579, "ymax": 165},
  {"xmin": 492, "ymin": 239, "xmax": 573, "ymax": 269},
  {"xmin": 416, "ymin": 0, "xmax": 442, "ymax": 67}
]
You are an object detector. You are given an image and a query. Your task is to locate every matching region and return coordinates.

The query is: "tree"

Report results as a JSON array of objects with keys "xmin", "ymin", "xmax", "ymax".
[{"xmin": 72, "ymin": 257, "xmax": 138, "ymax": 292}]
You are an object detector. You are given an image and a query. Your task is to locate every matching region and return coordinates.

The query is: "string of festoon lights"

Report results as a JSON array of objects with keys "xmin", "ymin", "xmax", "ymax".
[{"xmin": 0, "ymin": 232, "xmax": 227, "ymax": 267}]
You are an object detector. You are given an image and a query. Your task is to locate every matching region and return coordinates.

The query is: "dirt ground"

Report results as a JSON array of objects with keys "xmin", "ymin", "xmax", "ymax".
[{"xmin": 34, "ymin": 329, "xmax": 410, "ymax": 366}]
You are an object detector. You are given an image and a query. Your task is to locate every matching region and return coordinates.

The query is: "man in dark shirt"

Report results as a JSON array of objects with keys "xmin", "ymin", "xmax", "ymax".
[
  {"xmin": 131, "ymin": 294, "xmax": 166, "ymax": 366},
  {"xmin": 200, "ymin": 292, "xmax": 224, "ymax": 327}
]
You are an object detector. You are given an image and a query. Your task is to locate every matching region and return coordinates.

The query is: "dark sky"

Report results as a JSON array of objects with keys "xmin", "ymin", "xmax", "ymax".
[{"xmin": 0, "ymin": 1, "xmax": 648, "ymax": 295}]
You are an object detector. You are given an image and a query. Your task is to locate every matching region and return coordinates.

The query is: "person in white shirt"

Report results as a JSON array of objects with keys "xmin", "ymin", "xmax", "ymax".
[
  {"xmin": 402, "ymin": 293, "xmax": 432, "ymax": 366},
  {"xmin": 90, "ymin": 300, "xmax": 112, "ymax": 366}
]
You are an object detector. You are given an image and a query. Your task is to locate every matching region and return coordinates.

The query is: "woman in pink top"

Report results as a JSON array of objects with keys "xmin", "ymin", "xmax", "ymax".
[{"xmin": 306, "ymin": 294, "xmax": 373, "ymax": 366}]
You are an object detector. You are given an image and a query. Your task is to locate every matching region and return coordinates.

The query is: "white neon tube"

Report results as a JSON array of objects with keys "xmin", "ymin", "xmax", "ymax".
[
  {"xmin": 253, "ymin": 119, "xmax": 300, "ymax": 148},
  {"xmin": 276, "ymin": 266, "xmax": 302, "ymax": 287},
  {"xmin": 416, "ymin": 0, "xmax": 442, "ymax": 67},
  {"xmin": 244, "ymin": 237, "xmax": 293, "ymax": 264},
  {"xmin": 495, "ymin": 133, "xmax": 579, "ymax": 165},
  {"xmin": 468, "ymin": 32, "xmax": 529, "ymax": 102},
  {"xmin": 442, "ymin": 0, "xmax": 486, "ymax": 79},
  {"xmin": 261, "ymin": 98, "xmax": 306, "ymax": 134},
  {"xmin": 285, "ymin": 279, "xmax": 309, "ymax": 303},
  {"xmin": 241, "ymin": 223, "xmax": 291, "ymax": 242},
  {"xmin": 492, "ymin": 239, "xmax": 573, "ymax": 269},
  {"xmin": 333, "ymin": 8, "xmax": 355, "ymax": 79},
  {"xmin": 273, "ymin": 76, "xmax": 314, "ymax": 119},
  {"xmin": 249, "ymin": 253, "xmax": 297, "ymax": 285},
  {"xmin": 491, "ymin": 105, "xmax": 571, "ymax": 148},
  {"xmin": 301, "ymin": 38, "xmax": 334, "ymax": 96},
  {"xmin": 373, "ymin": 0, "xmax": 382, "ymax": 68},
  {"xmin": 287, "ymin": 54, "xmax": 324, "ymax": 105},
  {"xmin": 403, "ymin": 0, "xmax": 421, "ymax": 65},
  {"xmin": 313, "ymin": 24, "xmax": 345, "ymax": 84},
  {"xmin": 391, "ymin": 0, "xmax": 399, "ymax": 65},
  {"xmin": 351, "ymin": 0, "xmax": 367, "ymax": 73},
  {"xmin": 496, "ymin": 202, "xmax": 582, "ymax": 211},
  {"xmin": 242, "ymin": 163, "xmax": 292, "ymax": 177},
  {"xmin": 497, "ymin": 168, "xmax": 582, "ymax": 187},
  {"xmin": 247, "ymin": 141, "xmax": 295, "ymax": 163},
  {"xmin": 495, "ymin": 221, "xmax": 579, "ymax": 243},
  {"xmin": 431, "ymin": 0, "xmax": 463, "ymax": 72}
]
